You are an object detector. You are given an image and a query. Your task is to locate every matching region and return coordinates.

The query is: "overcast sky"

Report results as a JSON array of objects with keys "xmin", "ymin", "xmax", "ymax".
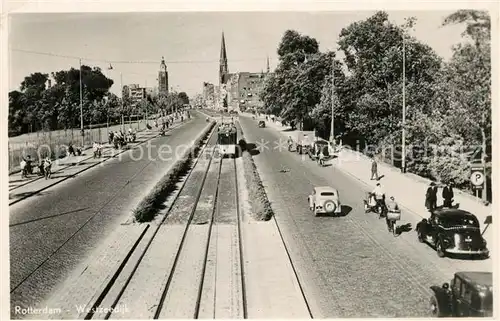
[{"xmin": 9, "ymin": 11, "xmax": 467, "ymax": 97}]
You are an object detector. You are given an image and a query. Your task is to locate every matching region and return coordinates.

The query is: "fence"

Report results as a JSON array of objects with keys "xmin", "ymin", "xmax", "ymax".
[{"xmin": 8, "ymin": 118, "xmax": 151, "ymax": 174}]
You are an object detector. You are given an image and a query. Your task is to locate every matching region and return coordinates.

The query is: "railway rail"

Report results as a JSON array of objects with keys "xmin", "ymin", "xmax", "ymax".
[
  {"xmin": 77, "ymin": 123, "xmax": 247, "ymax": 319},
  {"xmin": 14, "ymin": 119, "xmax": 310, "ymax": 319}
]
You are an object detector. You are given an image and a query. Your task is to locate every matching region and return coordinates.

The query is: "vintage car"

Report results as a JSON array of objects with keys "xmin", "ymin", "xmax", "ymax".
[
  {"xmin": 308, "ymin": 186, "xmax": 342, "ymax": 216},
  {"xmin": 295, "ymin": 131, "xmax": 315, "ymax": 154},
  {"xmin": 258, "ymin": 120, "xmax": 266, "ymax": 128},
  {"xmin": 308, "ymin": 140, "xmax": 332, "ymax": 160},
  {"xmin": 430, "ymin": 271, "xmax": 492, "ymax": 317},
  {"xmin": 415, "ymin": 208, "xmax": 489, "ymax": 258}
]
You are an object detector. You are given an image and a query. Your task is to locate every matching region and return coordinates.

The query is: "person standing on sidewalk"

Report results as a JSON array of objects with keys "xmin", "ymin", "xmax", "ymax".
[
  {"xmin": 371, "ymin": 158, "xmax": 379, "ymax": 180},
  {"xmin": 425, "ymin": 182, "xmax": 438, "ymax": 211},
  {"xmin": 442, "ymin": 182, "xmax": 454, "ymax": 208}
]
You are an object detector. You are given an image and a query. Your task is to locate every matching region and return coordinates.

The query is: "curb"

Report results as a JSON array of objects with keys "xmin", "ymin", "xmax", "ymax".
[{"xmin": 8, "ymin": 119, "xmax": 190, "ymax": 207}]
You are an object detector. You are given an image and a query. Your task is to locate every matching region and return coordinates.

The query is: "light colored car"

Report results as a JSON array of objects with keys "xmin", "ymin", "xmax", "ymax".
[{"xmin": 308, "ymin": 186, "xmax": 342, "ymax": 216}]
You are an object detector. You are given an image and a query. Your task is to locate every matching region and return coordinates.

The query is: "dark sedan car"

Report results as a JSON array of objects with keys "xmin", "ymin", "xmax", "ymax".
[
  {"xmin": 258, "ymin": 120, "xmax": 266, "ymax": 128},
  {"xmin": 416, "ymin": 208, "xmax": 489, "ymax": 258},
  {"xmin": 430, "ymin": 271, "xmax": 492, "ymax": 317}
]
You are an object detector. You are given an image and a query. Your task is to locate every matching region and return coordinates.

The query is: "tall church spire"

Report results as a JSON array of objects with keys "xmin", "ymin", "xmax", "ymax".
[{"xmin": 219, "ymin": 32, "xmax": 228, "ymax": 85}]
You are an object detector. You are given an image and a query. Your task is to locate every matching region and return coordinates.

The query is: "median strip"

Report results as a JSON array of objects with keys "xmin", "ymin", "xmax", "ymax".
[{"xmin": 236, "ymin": 125, "xmax": 273, "ymax": 221}]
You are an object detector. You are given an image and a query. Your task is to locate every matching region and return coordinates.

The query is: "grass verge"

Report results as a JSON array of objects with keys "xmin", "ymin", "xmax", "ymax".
[
  {"xmin": 133, "ymin": 121, "xmax": 216, "ymax": 222},
  {"xmin": 236, "ymin": 126, "xmax": 273, "ymax": 221}
]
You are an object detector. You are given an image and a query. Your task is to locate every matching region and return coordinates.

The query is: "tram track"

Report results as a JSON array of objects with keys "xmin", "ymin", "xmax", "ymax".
[
  {"xmin": 81, "ymin": 122, "xmax": 249, "ymax": 319},
  {"xmin": 25, "ymin": 118, "xmax": 311, "ymax": 319},
  {"xmin": 81, "ymin": 124, "xmax": 219, "ymax": 319}
]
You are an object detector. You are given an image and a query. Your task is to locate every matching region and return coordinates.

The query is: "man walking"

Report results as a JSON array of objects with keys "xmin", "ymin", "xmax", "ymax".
[
  {"xmin": 442, "ymin": 183, "xmax": 454, "ymax": 208},
  {"xmin": 371, "ymin": 158, "xmax": 379, "ymax": 180}
]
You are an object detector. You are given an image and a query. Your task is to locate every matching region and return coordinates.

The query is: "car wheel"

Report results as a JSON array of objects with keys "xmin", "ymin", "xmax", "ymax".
[
  {"xmin": 324, "ymin": 201, "xmax": 335, "ymax": 213},
  {"xmin": 436, "ymin": 239, "xmax": 446, "ymax": 258},
  {"xmin": 417, "ymin": 228, "xmax": 425, "ymax": 243},
  {"xmin": 429, "ymin": 295, "xmax": 443, "ymax": 317}
]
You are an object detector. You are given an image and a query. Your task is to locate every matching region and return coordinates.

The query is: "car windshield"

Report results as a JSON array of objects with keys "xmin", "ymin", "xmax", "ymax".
[
  {"xmin": 320, "ymin": 192, "xmax": 335, "ymax": 196},
  {"xmin": 219, "ymin": 135, "xmax": 232, "ymax": 145},
  {"xmin": 472, "ymin": 292, "xmax": 493, "ymax": 311},
  {"xmin": 483, "ymin": 293, "xmax": 493, "ymax": 311},
  {"xmin": 441, "ymin": 215, "xmax": 479, "ymax": 227}
]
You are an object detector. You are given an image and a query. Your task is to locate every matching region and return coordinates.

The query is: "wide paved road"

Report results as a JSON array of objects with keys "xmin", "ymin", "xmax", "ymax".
[
  {"xmin": 239, "ymin": 115, "xmax": 491, "ymax": 318},
  {"xmin": 10, "ymin": 113, "xmax": 207, "ymax": 311}
]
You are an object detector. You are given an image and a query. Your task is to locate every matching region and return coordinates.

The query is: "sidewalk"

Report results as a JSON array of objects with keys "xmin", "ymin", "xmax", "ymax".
[
  {"xmin": 244, "ymin": 113, "xmax": 494, "ymax": 250},
  {"xmin": 9, "ymin": 115, "xmax": 187, "ymax": 205}
]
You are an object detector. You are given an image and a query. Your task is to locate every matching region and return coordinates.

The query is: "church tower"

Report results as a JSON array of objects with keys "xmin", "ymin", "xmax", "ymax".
[
  {"xmin": 158, "ymin": 56, "xmax": 169, "ymax": 95},
  {"xmin": 219, "ymin": 32, "xmax": 229, "ymax": 85}
]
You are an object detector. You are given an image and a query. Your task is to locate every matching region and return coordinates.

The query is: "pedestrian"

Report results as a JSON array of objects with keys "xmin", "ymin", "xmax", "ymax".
[
  {"xmin": 442, "ymin": 182, "xmax": 454, "ymax": 208},
  {"xmin": 371, "ymin": 158, "xmax": 379, "ymax": 180},
  {"xmin": 43, "ymin": 157, "xmax": 52, "ymax": 179},
  {"xmin": 425, "ymin": 182, "xmax": 438, "ymax": 211}
]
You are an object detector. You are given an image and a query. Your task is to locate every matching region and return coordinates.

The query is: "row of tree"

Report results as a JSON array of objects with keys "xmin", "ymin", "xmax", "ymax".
[
  {"xmin": 260, "ymin": 10, "xmax": 491, "ymax": 197},
  {"xmin": 9, "ymin": 67, "xmax": 189, "ymax": 136}
]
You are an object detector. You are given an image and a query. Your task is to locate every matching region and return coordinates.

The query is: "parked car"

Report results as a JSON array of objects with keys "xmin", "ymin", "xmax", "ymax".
[
  {"xmin": 295, "ymin": 131, "xmax": 315, "ymax": 154},
  {"xmin": 258, "ymin": 120, "xmax": 266, "ymax": 128},
  {"xmin": 430, "ymin": 271, "xmax": 492, "ymax": 317},
  {"xmin": 415, "ymin": 208, "xmax": 489, "ymax": 258},
  {"xmin": 308, "ymin": 186, "xmax": 342, "ymax": 216},
  {"xmin": 308, "ymin": 140, "xmax": 332, "ymax": 160}
]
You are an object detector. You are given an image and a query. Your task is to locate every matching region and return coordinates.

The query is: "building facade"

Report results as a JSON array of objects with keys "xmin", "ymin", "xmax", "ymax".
[
  {"xmin": 202, "ymin": 82, "xmax": 216, "ymax": 109},
  {"xmin": 218, "ymin": 33, "xmax": 272, "ymax": 111}
]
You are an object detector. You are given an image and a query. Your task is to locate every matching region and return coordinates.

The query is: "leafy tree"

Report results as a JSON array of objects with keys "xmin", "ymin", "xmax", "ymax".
[
  {"xmin": 8, "ymin": 90, "xmax": 27, "ymax": 135},
  {"xmin": 261, "ymin": 30, "xmax": 339, "ymax": 130},
  {"xmin": 338, "ymin": 11, "xmax": 442, "ymax": 147},
  {"xmin": 177, "ymin": 92, "xmax": 190, "ymax": 105}
]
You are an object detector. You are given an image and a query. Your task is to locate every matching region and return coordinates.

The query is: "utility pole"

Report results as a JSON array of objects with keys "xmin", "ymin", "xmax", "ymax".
[
  {"xmin": 79, "ymin": 58, "xmax": 84, "ymax": 146},
  {"xmin": 330, "ymin": 56, "xmax": 335, "ymax": 144},
  {"xmin": 402, "ymin": 31, "xmax": 407, "ymax": 173}
]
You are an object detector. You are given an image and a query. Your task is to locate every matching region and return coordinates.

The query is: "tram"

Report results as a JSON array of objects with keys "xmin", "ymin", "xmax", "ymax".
[{"xmin": 216, "ymin": 121, "xmax": 238, "ymax": 157}]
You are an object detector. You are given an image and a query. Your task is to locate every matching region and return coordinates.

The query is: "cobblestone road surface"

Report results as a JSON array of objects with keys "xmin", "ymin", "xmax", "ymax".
[{"xmin": 238, "ymin": 115, "xmax": 491, "ymax": 318}]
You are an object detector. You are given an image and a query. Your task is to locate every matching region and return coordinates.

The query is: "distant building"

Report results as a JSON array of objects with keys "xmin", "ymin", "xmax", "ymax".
[
  {"xmin": 123, "ymin": 84, "xmax": 147, "ymax": 106},
  {"xmin": 218, "ymin": 32, "xmax": 273, "ymax": 111},
  {"xmin": 202, "ymin": 82, "xmax": 215, "ymax": 109},
  {"xmin": 158, "ymin": 56, "xmax": 169, "ymax": 95}
]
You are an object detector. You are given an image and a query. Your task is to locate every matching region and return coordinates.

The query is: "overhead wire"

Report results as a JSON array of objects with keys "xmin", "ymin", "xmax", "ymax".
[{"xmin": 11, "ymin": 48, "xmax": 273, "ymax": 65}]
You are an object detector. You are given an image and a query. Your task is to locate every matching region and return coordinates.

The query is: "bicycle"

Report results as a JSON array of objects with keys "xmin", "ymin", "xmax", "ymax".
[{"xmin": 386, "ymin": 210, "xmax": 401, "ymax": 236}]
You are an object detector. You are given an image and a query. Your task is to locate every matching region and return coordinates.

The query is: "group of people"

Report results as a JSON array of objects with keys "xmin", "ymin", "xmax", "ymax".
[
  {"xmin": 20, "ymin": 155, "xmax": 52, "ymax": 179},
  {"xmin": 108, "ymin": 129, "xmax": 135, "ymax": 149},
  {"xmin": 369, "ymin": 182, "xmax": 401, "ymax": 231},
  {"xmin": 93, "ymin": 141, "xmax": 103, "ymax": 158}
]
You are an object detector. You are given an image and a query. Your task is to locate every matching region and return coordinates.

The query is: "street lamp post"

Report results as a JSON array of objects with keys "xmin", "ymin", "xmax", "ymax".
[
  {"xmin": 120, "ymin": 72, "xmax": 124, "ymax": 132},
  {"xmin": 384, "ymin": 19, "xmax": 408, "ymax": 173},
  {"xmin": 401, "ymin": 30, "xmax": 407, "ymax": 173},
  {"xmin": 330, "ymin": 56, "xmax": 335, "ymax": 144},
  {"xmin": 79, "ymin": 58, "xmax": 84, "ymax": 146}
]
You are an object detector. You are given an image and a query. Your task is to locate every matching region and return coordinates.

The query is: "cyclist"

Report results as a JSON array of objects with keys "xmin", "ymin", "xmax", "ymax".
[
  {"xmin": 385, "ymin": 196, "xmax": 401, "ymax": 232},
  {"xmin": 287, "ymin": 136, "xmax": 294, "ymax": 151}
]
